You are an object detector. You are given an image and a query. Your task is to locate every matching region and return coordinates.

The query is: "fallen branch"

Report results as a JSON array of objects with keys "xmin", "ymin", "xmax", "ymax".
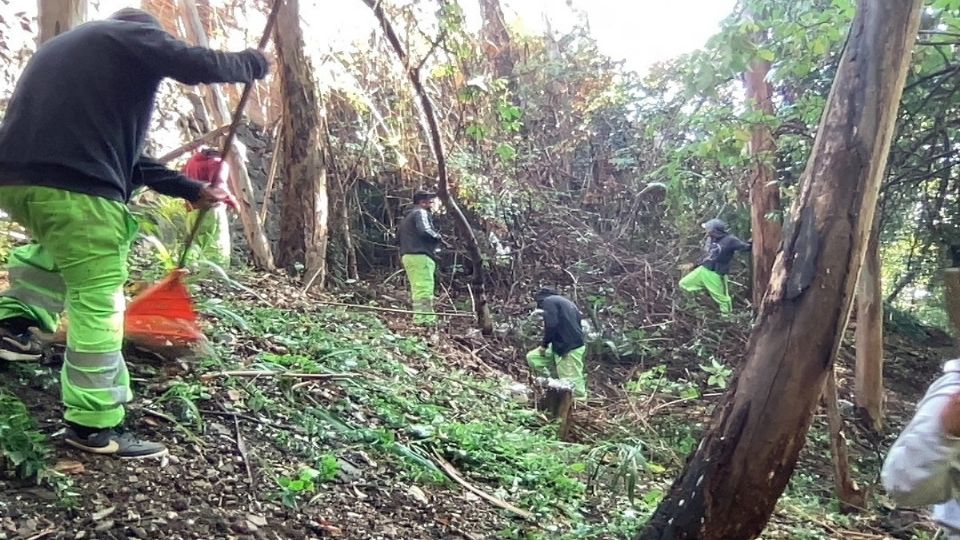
[
  {"xmin": 310, "ymin": 300, "xmax": 475, "ymax": 318},
  {"xmin": 157, "ymin": 124, "xmax": 230, "ymax": 164},
  {"xmin": 258, "ymin": 120, "xmax": 283, "ymax": 224},
  {"xmin": 142, "ymin": 408, "xmax": 204, "ymax": 447},
  {"xmin": 233, "ymin": 412, "xmax": 256, "ymax": 496},
  {"xmin": 432, "ymin": 451, "xmax": 535, "ymax": 521},
  {"xmin": 200, "ymin": 370, "xmax": 357, "ymax": 381}
]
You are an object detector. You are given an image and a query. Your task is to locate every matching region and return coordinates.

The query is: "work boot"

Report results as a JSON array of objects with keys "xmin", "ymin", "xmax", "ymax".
[
  {"xmin": 0, "ymin": 326, "xmax": 42, "ymax": 362},
  {"xmin": 65, "ymin": 425, "xmax": 168, "ymax": 459}
]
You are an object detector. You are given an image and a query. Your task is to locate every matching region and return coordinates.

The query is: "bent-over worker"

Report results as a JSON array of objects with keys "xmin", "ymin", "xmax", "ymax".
[{"xmin": 526, "ymin": 288, "xmax": 587, "ymax": 399}]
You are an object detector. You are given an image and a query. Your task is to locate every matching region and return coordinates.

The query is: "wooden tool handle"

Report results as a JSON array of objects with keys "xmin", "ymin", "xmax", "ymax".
[{"xmin": 177, "ymin": 0, "xmax": 283, "ymax": 269}]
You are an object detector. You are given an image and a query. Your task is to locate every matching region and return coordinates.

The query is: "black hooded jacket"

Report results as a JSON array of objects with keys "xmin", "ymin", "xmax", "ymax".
[
  {"xmin": 535, "ymin": 289, "xmax": 584, "ymax": 356},
  {"xmin": 699, "ymin": 232, "xmax": 751, "ymax": 275},
  {"xmin": 0, "ymin": 12, "xmax": 268, "ymax": 203}
]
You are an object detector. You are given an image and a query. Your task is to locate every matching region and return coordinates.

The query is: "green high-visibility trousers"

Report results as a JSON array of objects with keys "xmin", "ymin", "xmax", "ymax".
[
  {"xmin": 401, "ymin": 253, "xmax": 437, "ymax": 326},
  {"xmin": 526, "ymin": 345, "xmax": 587, "ymax": 398},
  {"xmin": 679, "ymin": 265, "xmax": 732, "ymax": 313},
  {"xmin": 0, "ymin": 186, "xmax": 136, "ymax": 428},
  {"xmin": 185, "ymin": 206, "xmax": 230, "ymax": 267}
]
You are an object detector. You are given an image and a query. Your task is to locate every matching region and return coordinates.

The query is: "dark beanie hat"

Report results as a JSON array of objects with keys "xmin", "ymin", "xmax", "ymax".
[{"xmin": 413, "ymin": 190, "xmax": 437, "ymax": 203}]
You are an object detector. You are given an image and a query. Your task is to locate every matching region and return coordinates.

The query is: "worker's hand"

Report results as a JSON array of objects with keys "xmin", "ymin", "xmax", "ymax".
[
  {"xmin": 248, "ymin": 49, "xmax": 275, "ymax": 78},
  {"xmin": 194, "ymin": 185, "xmax": 238, "ymax": 212},
  {"xmin": 941, "ymin": 392, "xmax": 960, "ymax": 438},
  {"xmin": 538, "ymin": 346, "xmax": 547, "ymax": 357}
]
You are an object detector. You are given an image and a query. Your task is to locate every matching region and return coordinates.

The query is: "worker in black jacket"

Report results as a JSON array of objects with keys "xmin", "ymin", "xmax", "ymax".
[
  {"xmin": 526, "ymin": 288, "xmax": 587, "ymax": 398},
  {"xmin": 397, "ymin": 190, "xmax": 442, "ymax": 325},
  {"xmin": 0, "ymin": 8, "xmax": 269, "ymax": 459},
  {"xmin": 679, "ymin": 218, "xmax": 751, "ymax": 312}
]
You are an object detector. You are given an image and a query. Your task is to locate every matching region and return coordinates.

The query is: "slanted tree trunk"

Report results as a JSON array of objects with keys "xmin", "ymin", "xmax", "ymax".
[
  {"xmin": 178, "ymin": 0, "xmax": 275, "ymax": 270},
  {"xmin": 743, "ymin": 23, "xmax": 782, "ymax": 308},
  {"xmin": 639, "ymin": 2, "xmax": 922, "ymax": 538},
  {"xmin": 274, "ymin": 0, "xmax": 328, "ymax": 288},
  {"xmin": 37, "ymin": 0, "xmax": 85, "ymax": 44},
  {"xmin": 855, "ymin": 218, "xmax": 884, "ymax": 431},
  {"xmin": 363, "ymin": 0, "xmax": 494, "ymax": 334},
  {"xmin": 823, "ymin": 369, "xmax": 865, "ymax": 512}
]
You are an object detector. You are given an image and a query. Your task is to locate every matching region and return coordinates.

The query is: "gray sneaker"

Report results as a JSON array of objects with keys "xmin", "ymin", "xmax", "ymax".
[
  {"xmin": 65, "ymin": 427, "xmax": 168, "ymax": 459},
  {"xmin": 0, "ymin": 327, "xmax": 42, "ymax": 362}
]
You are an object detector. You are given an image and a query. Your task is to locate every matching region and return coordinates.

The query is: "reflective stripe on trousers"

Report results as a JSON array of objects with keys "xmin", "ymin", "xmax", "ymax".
[
  {"xmin": 0, "ymin": 243, "xmax": 67, "ymax": 332},
  {"xmin": 61, "ymin": 349, "xmax": 132, "ymax": 429}
]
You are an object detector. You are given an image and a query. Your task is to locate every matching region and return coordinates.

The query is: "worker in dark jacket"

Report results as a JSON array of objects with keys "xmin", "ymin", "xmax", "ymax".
[
  {"xmin": 0, "ymin": 8, "xmax": 269, "ymax": 459},
  {"xmin": 398, "ymin": 190, "xmax": 442, "ymax": 325},
  {"xmin": 526, "ymin": 288, "xmax": 587, "ymax": 398},
  {"xmin": 679, "ymin": 218, "xmax": 751, "ymax": 313}
]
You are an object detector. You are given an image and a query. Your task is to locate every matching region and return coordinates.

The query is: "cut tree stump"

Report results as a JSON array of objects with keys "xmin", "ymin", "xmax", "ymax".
[{"xmin": 533, "ymin": 377, "xmax": 574, "ymax": 440}]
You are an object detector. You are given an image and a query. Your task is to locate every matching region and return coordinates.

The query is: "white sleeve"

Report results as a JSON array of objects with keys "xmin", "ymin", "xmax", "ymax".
[{"xmin": 882, "ymin": 368, "xmax": 960, "ymax": 507}]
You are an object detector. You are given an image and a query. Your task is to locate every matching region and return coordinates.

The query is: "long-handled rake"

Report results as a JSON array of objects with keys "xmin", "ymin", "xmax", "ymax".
[{"xmin": 124, "ymin": 0, "xmax": 281, "ymax": 348}]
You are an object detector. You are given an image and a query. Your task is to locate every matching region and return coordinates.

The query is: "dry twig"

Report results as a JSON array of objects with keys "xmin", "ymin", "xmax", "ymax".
[
  {"xmin": 431, "ymin": 451, "xmax": 535, "ymax": 521},
  {"xmin": 199, "ymin": 370, "xmax": 357, "ymax": 381}
]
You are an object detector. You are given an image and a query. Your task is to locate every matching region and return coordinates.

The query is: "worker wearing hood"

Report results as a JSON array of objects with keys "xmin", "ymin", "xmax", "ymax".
[
  {"xmin": 678, "ymin": 218, "xmax": 751, "ymax": 313},
  {"xmin": 0, "ymin": 8, "xmax": 269, "ymax": 459},
  {"xmin": 526, "ymin": 288, "xmax": 587, "ymax": 398}
]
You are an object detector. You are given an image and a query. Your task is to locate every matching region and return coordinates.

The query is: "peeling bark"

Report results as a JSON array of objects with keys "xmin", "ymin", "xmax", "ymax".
[
  {"xmin": 823, "ymin": 369, "xmax": 866, "ymax": 512},
  {"xmin": 274, "ymin": 0, "xmax": 328, "ymax": 288},
  {"xmin": 743, "ymin": 32, "xmax": 782, "ymax": 308},
  {"xmin": 854, "ymin": 219, "xmax": 884, "ymax": 431},
  {"xmin": 178, "ymin": 0, "xmax": 275, "ymax": 270}
]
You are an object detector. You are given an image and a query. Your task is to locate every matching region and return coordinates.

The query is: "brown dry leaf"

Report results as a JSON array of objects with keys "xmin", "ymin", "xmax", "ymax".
[
  {"xmin": 317, "ymin": 521, "xmax": 342, "ymax": 536},
  {"xmin": 53, "ymin": 459, "xmax": 85, "ymax": 475},
  {"xmin": 226, "ymin": 389, "xmax": 243, "ymax": 402}
]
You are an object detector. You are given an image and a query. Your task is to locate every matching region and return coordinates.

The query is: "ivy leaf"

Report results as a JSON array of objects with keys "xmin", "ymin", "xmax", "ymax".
[{"xmin": 495, "ymin": 143, "xmax": 517, "ymax": 162}]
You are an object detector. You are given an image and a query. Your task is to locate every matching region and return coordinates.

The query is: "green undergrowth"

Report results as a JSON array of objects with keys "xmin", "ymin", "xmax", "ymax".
[
  {"xmin": 182, "ymin": 292, "xmax": 896, "ymax": 538},
  {"xmin": 0, "ymin": 389, "xmax": 76, "ymax": 503},
  {"xmin": 196, "ymin": 302, "xmax": 664, "ymax": 537}
]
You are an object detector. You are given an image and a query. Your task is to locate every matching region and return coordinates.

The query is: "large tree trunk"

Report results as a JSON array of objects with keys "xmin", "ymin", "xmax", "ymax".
[
  {"xmin": 854, "ymin": 219, "xmax": 884, "ymax": 431},
  {"xmin": 743, "ymin": 28, "xmax": 782, "ymax": 308},
  {"xmin": 639, "ymin": 2, "xmax": 922, "ymax": 538},
  {"xmin": 178, "ymin": 0, "xmax": 275, "ymax": 270},
  {"xmin": 363, "ymin": 0, "xmax": 494, "ymax": 334},
  {"xmin": 274, "ymin": 0, "xmax": 328, "ymax": 288},
  {"xmin": 37, "ymin": 0, "xmax": 85, "ymax": 44}
]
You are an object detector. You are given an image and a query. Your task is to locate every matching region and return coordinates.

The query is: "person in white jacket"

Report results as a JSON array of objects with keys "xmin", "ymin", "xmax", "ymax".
[{"xmin": 882, "ymin": 358, "xmax": 960, "ymax": 537}]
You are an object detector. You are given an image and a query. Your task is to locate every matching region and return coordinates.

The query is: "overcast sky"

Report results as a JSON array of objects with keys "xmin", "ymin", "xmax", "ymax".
[{"xmin": 5, "ymin": 0, "xmax": 735, "ymax": 75}]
